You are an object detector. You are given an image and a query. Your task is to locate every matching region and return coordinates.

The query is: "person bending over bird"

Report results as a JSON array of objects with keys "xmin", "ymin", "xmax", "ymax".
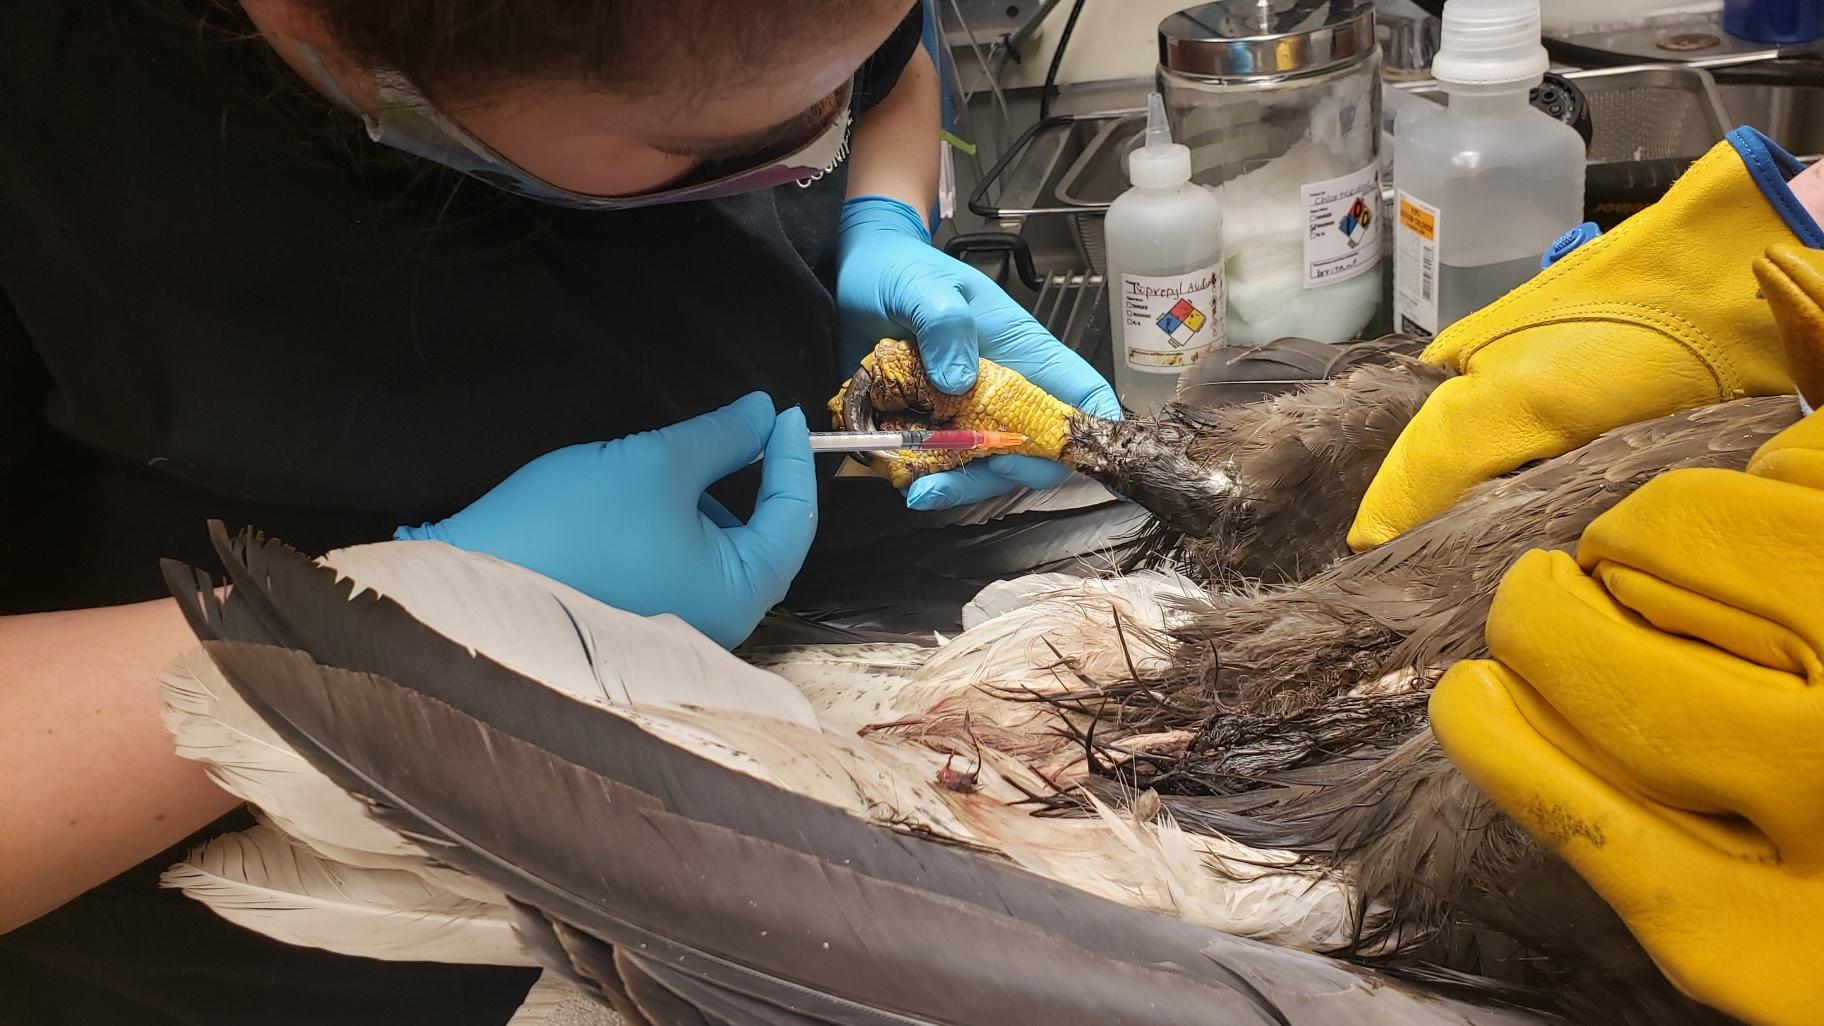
[{"xmin": 0, "ymin": 1, "xmax": 1114, "ymax": 1022}]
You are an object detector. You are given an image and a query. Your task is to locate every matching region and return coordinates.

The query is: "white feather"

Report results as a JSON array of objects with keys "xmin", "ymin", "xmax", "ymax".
[
  {"xmin": 871, "ymin": 571, "xmax": 1211, "ymax": 783},
  {"xmin": 162, "ymin": 647, "xmax": 416, "ymax": 859},
  {"xmin": 246, "ymin": 807, "xmax": 506, "ymax": 905},
  {"xmin": 160, "ymin": 824, "xmax": 532, "ymax": 966},
  {"xmin": 743, "ymin": 642, "xmax": 934, "ymax": 733},
  {"xmin": 961, "ymin": 571, "xmax": 1091, "ymax": 630},
  {"xmin": 319, "ymin": 540, "xmax": 818, "ymax": 727},
  {"xmin": 927, "ymin": 569, "xmax": 1208, "ymax": 698}
]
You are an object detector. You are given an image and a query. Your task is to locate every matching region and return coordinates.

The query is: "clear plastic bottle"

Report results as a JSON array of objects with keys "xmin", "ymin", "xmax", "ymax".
[
  {"xmin": 1391, "ymin": 0, "xmax": 1585, "ymax": 337},
  {"xmin": 1104, "ymin": 93, "xmax": 1226, "ymax": 415}
]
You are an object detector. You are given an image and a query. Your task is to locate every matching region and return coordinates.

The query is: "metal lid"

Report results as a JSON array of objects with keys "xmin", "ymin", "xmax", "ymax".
[{"xmin": 1160, "ymin": 0, "xmax": 1377, "ymax": 79}]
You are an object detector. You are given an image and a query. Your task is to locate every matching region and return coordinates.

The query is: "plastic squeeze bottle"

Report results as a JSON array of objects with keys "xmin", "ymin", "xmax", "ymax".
[
  {"xmin": 1392, "ymin": 0, "xmax": 1584, "ymax": 337},
  {"xmin": 1104, "ymin": 93, "xmax": 1225, "ymax": 415}
]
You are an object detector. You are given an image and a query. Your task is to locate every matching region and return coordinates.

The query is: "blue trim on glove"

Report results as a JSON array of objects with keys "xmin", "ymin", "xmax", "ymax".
[{"xmin": 1728, "ymin": 126, "xmax": 1824, "ymax": 249}]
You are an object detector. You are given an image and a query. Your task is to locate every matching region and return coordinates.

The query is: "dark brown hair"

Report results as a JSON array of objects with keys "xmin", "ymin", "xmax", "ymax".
[{"xmin": 297, "ymin": 0, "xmax": 901, "ymax": 101}]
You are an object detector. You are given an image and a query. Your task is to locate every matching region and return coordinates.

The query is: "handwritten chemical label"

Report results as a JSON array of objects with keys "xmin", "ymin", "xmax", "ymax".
[
  {"xmin": 1394, "ymin": 191, "xmax": 1441, "ymax": 336},
  {"xmin": 1301, "ymin": 163, "xmax": 1383, "ymax": 289},
  {"xmin": 1118, "ymin": 266, "xmax": 1225, "ymax": 373}
]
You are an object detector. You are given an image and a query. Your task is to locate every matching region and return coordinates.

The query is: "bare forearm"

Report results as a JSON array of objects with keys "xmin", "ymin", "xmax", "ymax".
[
  {"xmin": 847, "ymin": 45, "xmax": 940, "ymax": 215},
  {"xmin": 1793, "ymin": 159, "xmax": 1824, "ymax": 222},
  {"xmin": 0, "ymin": 599, "xmax": 233, "ymax": 931}
]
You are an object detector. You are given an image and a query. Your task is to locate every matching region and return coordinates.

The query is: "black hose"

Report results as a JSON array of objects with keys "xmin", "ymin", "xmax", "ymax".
[{"xmin": 1038, "ymin": 0, "xmax": 1088, "ymax": 121}]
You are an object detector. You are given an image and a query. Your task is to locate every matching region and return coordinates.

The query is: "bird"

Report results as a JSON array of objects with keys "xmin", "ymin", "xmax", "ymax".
[
  {"xmin": 155, "ymin": 285, "xmax": 1822, "ymax": 1024},
  {"xmin": 156, "ymin": 525, "xmax": 1550, "ymax": 1026},
  {"xmin": 829, "ymin": 345, "xmax": 1796, "ymax": 1023},
  {"xmin": 155, "ymin": 400, "xmax": 1792, "ymax": 1024}
]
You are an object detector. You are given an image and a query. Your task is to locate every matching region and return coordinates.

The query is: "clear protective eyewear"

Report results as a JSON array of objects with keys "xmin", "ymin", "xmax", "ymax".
[{"xmin": 302, "ymin": 46, "xmax": 854, "ymax": 209}]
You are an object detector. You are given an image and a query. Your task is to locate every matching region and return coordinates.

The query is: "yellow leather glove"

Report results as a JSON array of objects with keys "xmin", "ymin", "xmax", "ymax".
[
  {"xmin": 1431, "ymin": 401, "xmax": 1824, "ymax": 1026},
  {"xmin": 1348, "ymin": 128, "xmax": 1813, "ymax": 551}
]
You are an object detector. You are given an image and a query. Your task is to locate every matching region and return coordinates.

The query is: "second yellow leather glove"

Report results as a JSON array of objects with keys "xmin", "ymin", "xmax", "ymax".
[
  {"xmin": 1349, "ymin": 128, "xmax": 1814, "ymax": 551},
  {"xmin": 1430, "ymin": 396, "xmax": 1824, "ymax": 1021}
]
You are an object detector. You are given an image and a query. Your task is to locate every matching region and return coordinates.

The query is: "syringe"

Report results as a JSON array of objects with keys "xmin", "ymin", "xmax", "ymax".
[{"xmin": 808, "ymin": 429, "xmax": 1028, "ymax": 454}]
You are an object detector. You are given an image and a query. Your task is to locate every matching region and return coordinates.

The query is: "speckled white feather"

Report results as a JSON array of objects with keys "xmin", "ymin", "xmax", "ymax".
[
  {"xmin": 161, "ymin": 824, "xmax": 532, "ymax": 967},
  {"xmin": 743, "ymin": 642, "xmax": 934, "ymax": 732}
]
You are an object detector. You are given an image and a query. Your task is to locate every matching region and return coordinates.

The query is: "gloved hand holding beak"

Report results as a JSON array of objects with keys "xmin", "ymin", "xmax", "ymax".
[{"xmin": 835, "ymin": 194, "xmax": 1121, "ymax": 510}]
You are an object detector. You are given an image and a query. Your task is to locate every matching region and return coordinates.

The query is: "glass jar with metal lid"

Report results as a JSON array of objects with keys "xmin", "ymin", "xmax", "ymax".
[{"xmin": 1159, "ymin": 0, "xmax": 1383, "ymax": 352}]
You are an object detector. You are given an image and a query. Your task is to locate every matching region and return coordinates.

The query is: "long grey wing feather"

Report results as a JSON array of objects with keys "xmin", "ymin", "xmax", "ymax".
[
  {"xmin": 196, "ymin": 643, "xmax": 1288, "ymax": 1026},
  {"xmin": 163, "ymin": 560, "xmax": 227, "ymax": 642},
  {"xmin": 615, "ymin": 949, "xmax": 718, "ymax": 1026},
  {"xmin": 559, "ymin": 913, "xmax": 845, "ymax": 1026},
  {"xmin": 510, "ymin": 905, "xmax": 646, "ymax": 1025},
  {"xmin": 617, "ymin": 950, "xmax": 834, "ymax": 1026}
]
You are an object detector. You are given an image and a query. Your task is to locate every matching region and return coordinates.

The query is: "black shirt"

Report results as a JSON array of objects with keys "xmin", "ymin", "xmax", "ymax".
[
  {"xmin": 0, "ymin": 1, "xmax": 923, "ymax": 1021},
  {"xmin": 0, "ymin": 0, "xmax": 922, "ymax": 613}
]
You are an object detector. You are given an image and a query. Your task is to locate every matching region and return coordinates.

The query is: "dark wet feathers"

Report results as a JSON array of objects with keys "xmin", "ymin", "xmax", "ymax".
[{"xmin": 1068, "ymin": 389, "xmax": 1795, "ymax": 1026}]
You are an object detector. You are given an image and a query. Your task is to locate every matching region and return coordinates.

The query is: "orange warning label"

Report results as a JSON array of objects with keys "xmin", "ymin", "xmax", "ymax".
[{"xmin": 1398, "ymin": 197, "xmax": 1436, "ymax": 241}]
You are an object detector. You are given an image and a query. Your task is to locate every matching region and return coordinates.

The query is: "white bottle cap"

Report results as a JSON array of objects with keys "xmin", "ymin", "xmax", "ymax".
[
  {"xmin": 1430, "ymin": 0, "xmax": 1550, "ymax": 91},
  {"xmin": 1127, "ymin": 92, "xmax": 1192, "ymax": 189}
]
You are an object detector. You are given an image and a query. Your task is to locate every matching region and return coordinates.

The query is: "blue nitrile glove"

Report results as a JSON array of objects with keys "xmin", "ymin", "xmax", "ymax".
[
  {"xmin": 396, "ymin": 393, "xmax": 817, "ymax": 649},
  {"xmin": 835, "ymin": 195, "xmax": 1121, "ymax": 511}
]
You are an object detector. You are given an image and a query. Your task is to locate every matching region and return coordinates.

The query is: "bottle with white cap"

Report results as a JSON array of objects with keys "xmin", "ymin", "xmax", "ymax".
[
  {"xmin": 1391, "ymin": 0, "xmax": 1585, "ymax": 337},
  {"xmin": 1104, "ymin": 92, "xmax": 1226, "ymax": 415}
]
